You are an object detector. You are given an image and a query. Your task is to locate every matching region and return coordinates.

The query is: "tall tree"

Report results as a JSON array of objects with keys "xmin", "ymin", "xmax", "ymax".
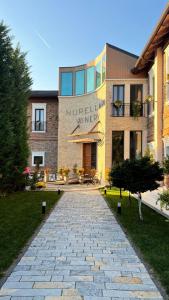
[{"xmin": 0, "ymin": 22, "xmax": 32, "ymax": 192}]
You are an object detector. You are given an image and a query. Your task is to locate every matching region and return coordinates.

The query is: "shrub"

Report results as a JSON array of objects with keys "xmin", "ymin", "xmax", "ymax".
[
  {"xmin": 163, "ymin": 155, "xmax": 169, "ymax": 175},
  {"xmin": 157, "ymin": 190, "xmax": 169, "ymax": 211}
]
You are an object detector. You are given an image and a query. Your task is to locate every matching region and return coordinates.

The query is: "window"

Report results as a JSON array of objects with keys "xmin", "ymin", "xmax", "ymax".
[
  {"xmin": 112, "ymin": 131, "xmax": 124, "ymax": 164},
  {"xmin": 148, "ymin": 77, "xmax": 155, "ymax": 116},
  {"xmin": 96, "ymin": 61, "xmax": 101, "ymax": 88},
  {"xmin": 130, "ymin": 131, "xmax": 142, "ymax": 160},
  {"xmin": 130, "ymin": 84, "xmax": 143, "ymax": 117},
  {"xmin": 87, "ymin": 67, "xmax": 95, "ymax": 93},
  {"xmin": 61, "ymin": 72, "xmax": 73, "ymax": 96},
  {"xmin": 32, "ymin": 151, "xmax": 45, "ymax": 167},
  {"xmin": 102, "ymin": 55, "xmax": 106, "ymax": 83},
  {"xmin": 91, "ymin": 143, "xmax": 97, "ymax": 169},
  {"xmin": 32, "ymin": 103, "xmax": 46, "ymax": 132},
  {"xmin": 35, "ymin": 109, "xmax": 44, "ymax": 131},
  {"xmin": 75, "ymin": 70, "xmax": 85, "ymax": 95},
  {"xmin": 112, "ymin": 85, "xmax": 124, "ymax": 116}
]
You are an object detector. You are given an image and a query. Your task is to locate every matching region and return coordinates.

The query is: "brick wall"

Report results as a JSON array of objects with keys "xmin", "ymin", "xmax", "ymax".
[{"xmin": 27, "ymin": 95, "xmax": 58, "ymax": 172}]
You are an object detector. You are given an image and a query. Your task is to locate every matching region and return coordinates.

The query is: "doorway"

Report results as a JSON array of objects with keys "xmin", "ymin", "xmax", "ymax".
[{"xmin": 83, "ymin": 143, "xmax": 97, "ymax": 174}]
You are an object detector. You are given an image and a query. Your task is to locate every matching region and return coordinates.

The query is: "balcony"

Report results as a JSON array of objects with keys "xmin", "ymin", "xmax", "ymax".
[
  {"xmin": 32, "ymin": 121, "xmax": 46, "ymax": 132},
  {"xmin": 112, "ymin": 103, "xmax": 147, "ymax": 117}
]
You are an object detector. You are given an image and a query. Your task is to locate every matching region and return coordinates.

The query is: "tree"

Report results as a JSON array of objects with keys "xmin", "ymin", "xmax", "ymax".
[
  {"xmin": 0, "ymin": 22, "xmax": 32, "ymax": 192},
  {"xmin": 110, "ymin": 157, "xmax": 163, "ymax": 220}
]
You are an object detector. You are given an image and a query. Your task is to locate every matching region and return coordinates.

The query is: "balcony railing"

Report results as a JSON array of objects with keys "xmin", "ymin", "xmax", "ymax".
[
  {"xmin": 32, "ymin": 121, "xmax": 46, "ymax": 132},
  {"xmin": 112, "ymin": 103, "xmax": 147, "ymax": 117}
]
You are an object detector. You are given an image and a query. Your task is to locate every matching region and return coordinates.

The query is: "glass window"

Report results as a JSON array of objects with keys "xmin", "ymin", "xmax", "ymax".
[
  {"xmin": 130, "ymin": 84, "xmax": 143, "ymax": 117},
  {"xmin": 102, "ymin": 55, "xmax": 106, "ymax": 82},
  {"xmin": 34, "ymin": 156, "xmax": 43, "ymax": 165},
  {"xmin": 75, "ymin": 70, "xmax": 85, "ymax": 95},
  {"xmin": 87, "ymin": 67, "xmax": 95, "ymax": 93},
  {"xmin": 61, "ymin": 72, "xmax": 73, "ymax": 96},
  {"xmin": 148, "ymin": 77, "xmax": 155, "ymax": 115},
  {"xmin": 35, "ymin": 109, "xmax": 44, "ymax": 131},
  {"xmin": 112, "ymin": 85, "xmax": 124, "ymax": 116},
  {"xmin": 32, "ymin": 151, "xmax": 45, "ymax": 167},
  {"xmin": 112, "ymin": 131, "xmax": 124, "ymax": 165},
  {"xmin": 91, "ymin": 143, "xmax": 97, "ymax": 169},
  {"xmin": 130, "ymin": 131, "xmax": 142, "ymax": 160},
  {"xmin": 96, "ymin": 61, "xmax": 101, "ymax": 88}
]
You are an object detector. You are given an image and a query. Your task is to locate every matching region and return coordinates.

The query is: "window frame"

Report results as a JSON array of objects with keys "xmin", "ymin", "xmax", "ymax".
[
  {"xmin": 32, "ymin": 151, "xmax": 45, "ymax": 167},
  {"xmin": 75, "ymin": 69, "xmax": 85, "ymax": 96},
  {"xmin": 112, "ymin": 85, "xmax": 125, "ymax": 116},
  {"xmin": 60, "ymin": 72, "xmax": 73, "ymax": 96},
  {"xmin": 32, "ymin": 103, "xmax": 46, "ymax": 133}
]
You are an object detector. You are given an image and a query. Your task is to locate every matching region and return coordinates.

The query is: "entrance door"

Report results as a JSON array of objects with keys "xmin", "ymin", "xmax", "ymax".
[{"xmin": 83, "ymin": 143, "xmax": 97, "ymax": 174}]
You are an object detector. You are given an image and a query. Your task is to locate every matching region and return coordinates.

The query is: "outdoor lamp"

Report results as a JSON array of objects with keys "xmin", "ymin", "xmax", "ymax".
[
  {"xmin": 117, "ymin": 202, "xmax": 121, "ymax": 214},
  {"xmin": 104, "ymin": 187, "xmax": 107, "ymax": 195},
  {"xmin": 58, "ymin": 189, "xmax": 61, "ymax": 195},
  {"xmin": 42, "ymin": 201, "xmax": 46, "ymax": 214}
]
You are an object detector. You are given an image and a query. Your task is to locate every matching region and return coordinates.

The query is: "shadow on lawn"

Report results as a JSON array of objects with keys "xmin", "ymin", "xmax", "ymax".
[{"xmin": 102, "ymin": 188, "xmax": 169, "ymax": 296}]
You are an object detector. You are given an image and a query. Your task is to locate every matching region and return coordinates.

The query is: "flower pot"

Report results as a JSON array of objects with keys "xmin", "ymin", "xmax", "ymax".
[{"xmin": 164, "ymin": 174, "xmax": 169, "ymax": 188}]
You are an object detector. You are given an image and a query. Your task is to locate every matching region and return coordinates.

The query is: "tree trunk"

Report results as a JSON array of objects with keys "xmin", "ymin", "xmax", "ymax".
[
  {"xmin": 120, "ymin": 187, "xmax": 122, "ymax": 198},
  {"xmin": 138, "ymin": 192, "xmax": 143, "ymax": 221},
  {"xmin": 128, "ymin": 191, "xmax": 131, "ymax": 206}
]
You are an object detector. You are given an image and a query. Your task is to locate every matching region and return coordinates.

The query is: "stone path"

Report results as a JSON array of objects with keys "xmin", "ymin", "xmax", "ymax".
[{"xmin": 0, "ymin": 190, "xmax": 163, "ymax": 299}]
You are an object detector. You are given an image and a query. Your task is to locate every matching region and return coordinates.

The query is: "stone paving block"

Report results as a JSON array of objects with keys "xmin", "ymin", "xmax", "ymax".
[
  {"xmin": 45, "ymin": 296, "xmax": 82, "ymax": 300},
  {"xmin": 3, "ymin": 282, "xmax": 34, "ymax": 289},
  {"xmin": 0, "ymin": 289, "xmax": 61, "ymax": 297},
  {"xmin": 33, "ymin": 282, "xmax": 74, "ymax": 289},
  {"xmin": 20, "ymin": 276, "xmax": 51, "ymax": 282},
  {"xmin": 0, "ymin": 191, "xmax": 163, "ymax": 299}
]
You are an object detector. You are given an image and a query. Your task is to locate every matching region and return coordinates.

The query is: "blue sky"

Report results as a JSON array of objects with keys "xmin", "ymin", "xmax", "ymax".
[{"xmin": 0, "ymin": 0, "xmax": 168, "ymax": 90}]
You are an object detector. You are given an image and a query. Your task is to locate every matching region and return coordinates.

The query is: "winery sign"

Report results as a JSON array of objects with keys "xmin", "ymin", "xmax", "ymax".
[{"xmin": 65, "ymin": 100, "xmax": 105, "ymax": 124}]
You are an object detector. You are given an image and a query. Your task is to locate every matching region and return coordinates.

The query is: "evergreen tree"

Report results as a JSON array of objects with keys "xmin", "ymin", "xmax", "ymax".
[
  {"xmin": 0, "ymin": 22, "xmax": 32, "ymax": 192},
  {"xmin": 110, "ymin": 157, "xmax": 163, "ymax": 220},
  {"xmin": 11, "ymin": 46, "xmax": 32, "ymax": 190}
]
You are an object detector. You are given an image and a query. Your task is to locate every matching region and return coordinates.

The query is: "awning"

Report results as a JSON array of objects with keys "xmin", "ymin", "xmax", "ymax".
[{"xmin": 68, "ymin": 137, "xmax": 101, "ymax": 143}]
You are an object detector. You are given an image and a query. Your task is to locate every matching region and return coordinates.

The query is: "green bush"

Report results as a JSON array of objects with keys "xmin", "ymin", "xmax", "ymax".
[
  {"xmin": 157, "ymin": 190, "xmax": 169, "ymax": 211},
  {"xmin": 163, "ymin": 155, "xmax": 169, "ymax": 174}
]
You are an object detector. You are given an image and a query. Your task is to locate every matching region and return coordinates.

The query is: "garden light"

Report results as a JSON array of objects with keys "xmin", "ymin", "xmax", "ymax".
[
  {"xmin": 42, "ymin": 201, "xmax": 46, "ymax": 214},
  {"xmin": 117, "ymin": 202, "xmax": 121, "ymax": 214}
]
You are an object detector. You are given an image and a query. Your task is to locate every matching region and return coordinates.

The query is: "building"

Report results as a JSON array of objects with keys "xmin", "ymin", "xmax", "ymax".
[
  {"xmin": 133, "ymin": 3, "xmax": 169, "ymax": 162},
  {"xmin": 28, "ymin": 3, "xmax": 169, "ymax": 184}
]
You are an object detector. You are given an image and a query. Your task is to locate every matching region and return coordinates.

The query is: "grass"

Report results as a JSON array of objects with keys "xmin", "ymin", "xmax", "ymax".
[
  {"xmin": 0, "ymin": 191, "xmax": 62, "ymax": 278},
  {"xmin": 101, "ymin": 187, "xmax": 169, "ymax": 296}
]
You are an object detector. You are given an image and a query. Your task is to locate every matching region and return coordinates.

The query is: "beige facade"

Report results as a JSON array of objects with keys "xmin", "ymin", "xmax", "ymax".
[{"xmin": 58, "ymin": 44, "xmax": 148, "ymax": 183}]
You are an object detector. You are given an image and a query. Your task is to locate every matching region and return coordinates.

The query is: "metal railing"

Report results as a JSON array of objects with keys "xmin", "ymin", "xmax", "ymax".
[
  {"xmin": 111, "ymin": 103, "xmax": 147, "ymax": 117},
  {"xmin": 32, "ymin": 121, "xmax": 46, "ymax": 132}
]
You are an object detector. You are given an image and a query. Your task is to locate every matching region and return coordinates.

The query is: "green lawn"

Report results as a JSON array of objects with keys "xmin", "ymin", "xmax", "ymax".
[
  {"xmin": 101, "ymin": 188, "xmax": 169, "ymax": 296},
  {"xmin": 0, "ymin": 191, "xmax": 62, "ymax": 278}
]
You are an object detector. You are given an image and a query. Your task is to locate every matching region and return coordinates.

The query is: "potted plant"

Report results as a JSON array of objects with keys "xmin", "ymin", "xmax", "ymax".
[
  {"xmin": 63, "ymin": 167, "xmax": 70, "ymax": 183},
  {"xmin": 58, "ymin": 168, "xmax": 64, "ymax": 180},
  {"xmin": 156, "ymin": 190, "xmax": 169, "ymax": 211},
  {"xmin": 163, "ymin": 155, "xmax": 169, "ymax": 188},
  {"xmin": 72, "ymin": 164, "xmax": 78, "ymax": 176},
  {"xmin": 145, "ymin": 95, "xmax": 154, "ymax": 103},
  {"xmin": 113, "ymin": 100, "xmax": 123, "ymax": 109},
  {"xmin": 131, "ymin": 101, "xmax": 142, "ymax": 119},
  {"xmin": 90, "ymin": 168, "xmax": 96, "ymax": 178}
]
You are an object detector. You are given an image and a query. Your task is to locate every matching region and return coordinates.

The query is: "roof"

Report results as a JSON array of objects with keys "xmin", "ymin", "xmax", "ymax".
[
  {"xmin": 106, "ymin": 43, "xmax": 139, "ymax": 59},
  {"xmin": 30, "ymin": 90, "xmax": 58, "ymax": 98},
  {"xmin": 133, "ymin": 3, "xmax": 169, "ymax": 73}
]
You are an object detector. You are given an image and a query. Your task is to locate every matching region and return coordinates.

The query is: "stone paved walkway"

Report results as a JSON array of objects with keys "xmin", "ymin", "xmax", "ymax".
[{"xmin": 0, "ymin": 190, "xmax": 163, "ymax": 300}]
